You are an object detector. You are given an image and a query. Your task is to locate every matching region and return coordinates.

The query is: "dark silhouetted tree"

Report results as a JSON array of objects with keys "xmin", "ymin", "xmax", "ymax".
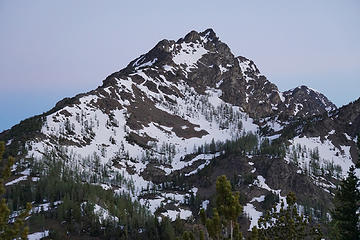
[
  {"xmin": 331, "ymin": 165, "xmax": 360, "ymax": 240},
  {"xmin": 0, "ymin": 142, "xmax": 31, "ymax": 240},
  {"xmin": 201, "ymin": 175, "xmax": 243, "ymax": 240}
]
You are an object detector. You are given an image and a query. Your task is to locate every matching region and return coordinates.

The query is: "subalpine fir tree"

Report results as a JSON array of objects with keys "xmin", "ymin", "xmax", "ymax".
[
  {"xmin": 200, "ymin": 175, "xmax": 243, "ymax": 240},
  {"xmin": 205, "ymin": 208, "xmax": 221, "ymax": 240},
  {"xmin": 0, "ymin": 142, "xmax": 31, "ymax": 240},
  {"xmin": 216, "ymin": 175, "xmax": 243, "ymax": 239},
  {"xmin": 180, "ymin": 230, "xmax": 195, "ymax": 240},
  {"xmin": 331, "ymin": 165, "xmax": 360, "ymax": 240}
]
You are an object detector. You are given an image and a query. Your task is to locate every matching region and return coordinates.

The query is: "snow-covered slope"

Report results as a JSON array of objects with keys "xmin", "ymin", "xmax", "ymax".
[
  {"xmin": 27, "ymin": 74, "xmax": 258, "ymax": 215},
  {"xmin": 284, "ymin": 97, "xmax": 360, "ymax": 180},
  {"xmin": 1, "ymin": 29, "xmax": 357, "ymax": 226}
]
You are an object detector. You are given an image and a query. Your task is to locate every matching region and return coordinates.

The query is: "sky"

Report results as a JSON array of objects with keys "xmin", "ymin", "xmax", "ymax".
[{"xmin": 0, "ymin": 0, "xmax": 359, "ymax": 132}]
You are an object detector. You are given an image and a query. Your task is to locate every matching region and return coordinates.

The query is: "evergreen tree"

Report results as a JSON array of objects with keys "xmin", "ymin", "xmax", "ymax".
[
  {"xmin": 216, "ymin": 175, "xmax": 243, "ymax": 239},
  {"xmin": 248, "ymin": 226, "xmax": 259, "ymax": 240},
  {"xmin": 210, "ymin": 138, "xmax": 216, "ymax": 154},
  {"xmin": 181, "ymin": 231, "xmax": 195, "ymax": 240},
  {"xmin": 199, "ymin": 229, "xmax": 205, "ymax": 240},
  {"xmin": 201, "ymin": 175, "xmax": 243, "ymax": 240},
  {"xmin": 0, "ymin": 142, "xmax": 31, "ymax": 240},
  {"xmin": 160, "ymin": 217, "xmax": 176, "ymax": 240},
  {"xmin": 205, "ymin": 208, "xmax": 221, "ymax": 240},
  {"xmin": 331, "ymin": 165, "xmax": 360, "ymax": 240}
]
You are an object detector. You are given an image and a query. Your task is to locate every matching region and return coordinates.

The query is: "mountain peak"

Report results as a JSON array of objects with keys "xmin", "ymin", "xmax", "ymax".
[
  {"xmin": 182, "ymin": 30, "xmax": 201, "ymax": 43},
  {"xmin": 283, "ymin": 85, "xmax": 337, "ymax": 116},
  {"xmin": 3, "ymin": 29, "xmax": 357, "ymax": 237},
  {"xmin": 118, "ymin": 29, "xmax": 224, "ymax": 76},
  {"xmin": 104, "ymin": 29, "xmax": 336, "ymax": 120},
  {"xmin": 201, "ymin": 28, "xmax": 217, "ymax": 40},
  {"xmin": 177, "ymin": 28, "xmax": 219, "ymax": 44}
]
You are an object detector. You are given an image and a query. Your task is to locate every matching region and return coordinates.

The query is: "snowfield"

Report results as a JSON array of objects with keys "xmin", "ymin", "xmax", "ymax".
[
  {"xmin": 172, "ymin": 42, "xmax": 208, "ymax": 73},
  {"xmin": 286, "ymin": 136, "xmax": 355, "ymax": 178}
]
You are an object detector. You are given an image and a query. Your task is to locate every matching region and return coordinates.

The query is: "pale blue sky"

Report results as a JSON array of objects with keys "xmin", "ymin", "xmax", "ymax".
[{"xmin": 1, "ymin": 0, "xmax": 359, "ymax": 131}]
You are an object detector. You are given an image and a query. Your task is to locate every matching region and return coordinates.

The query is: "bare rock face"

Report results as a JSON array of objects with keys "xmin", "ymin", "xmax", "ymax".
[{"xmin": 281, "ymin": 86, "xmax": 336, "ymax": 118}]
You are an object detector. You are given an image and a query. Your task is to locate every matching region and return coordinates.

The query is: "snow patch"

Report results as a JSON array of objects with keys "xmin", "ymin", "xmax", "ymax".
[
  {"xmin": 161, "ymin": 208, "xmax": 192, "ymax": 221},
  {"xmin": 219, "ymin": 65, "xmax": 228, "ymax": 74},
  {"xmin": 81, "ymin": 202, "xmax": 119, "ymax": 224},
  {"xmin": 5, "ymin": 176, "xmax": 27, "ymax": 186},
  {"xmin": 278, "ymin": 92, "xmax": 285, "ymax": 102},
  {"xmin": 244, "ymin": 203, "xmax": 262, "ymax": 230},
  {"xmin": 294, "ymin": 103, "xmax": 303, "ymax": 115},
  {"xmin": 216, "ymin": 79, "xmax": 223, "ymax": 88},
  {"xmin": 251, "ymin": 195, "xmax": 265, "ymax": 203},
  {"xmin": 163, "ymin": 65, "xmax": 175, "ymax": 74},
  {"xmin": 28, "ymin": 230, "xmax": 49, "ymax": 240},
  {"xmin": 344, "ymin": 133, "xmax": 352, "ymax": 141},
  {"xmin": 135, "ymin": 58, "xmax": 158, "ymax": 69},
  {"xmin": 201, "ymin": 200, "xmax": 210, "ymax": 210},
  {"xmin": 172, "ymin": 42, "xmax": 208, "ymax": 72}
]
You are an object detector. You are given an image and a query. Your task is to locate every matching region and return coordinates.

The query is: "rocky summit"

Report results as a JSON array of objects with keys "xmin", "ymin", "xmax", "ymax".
[{"xmin": 1, "ymin": 29, "xmax": 359, "ymax": 239}]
